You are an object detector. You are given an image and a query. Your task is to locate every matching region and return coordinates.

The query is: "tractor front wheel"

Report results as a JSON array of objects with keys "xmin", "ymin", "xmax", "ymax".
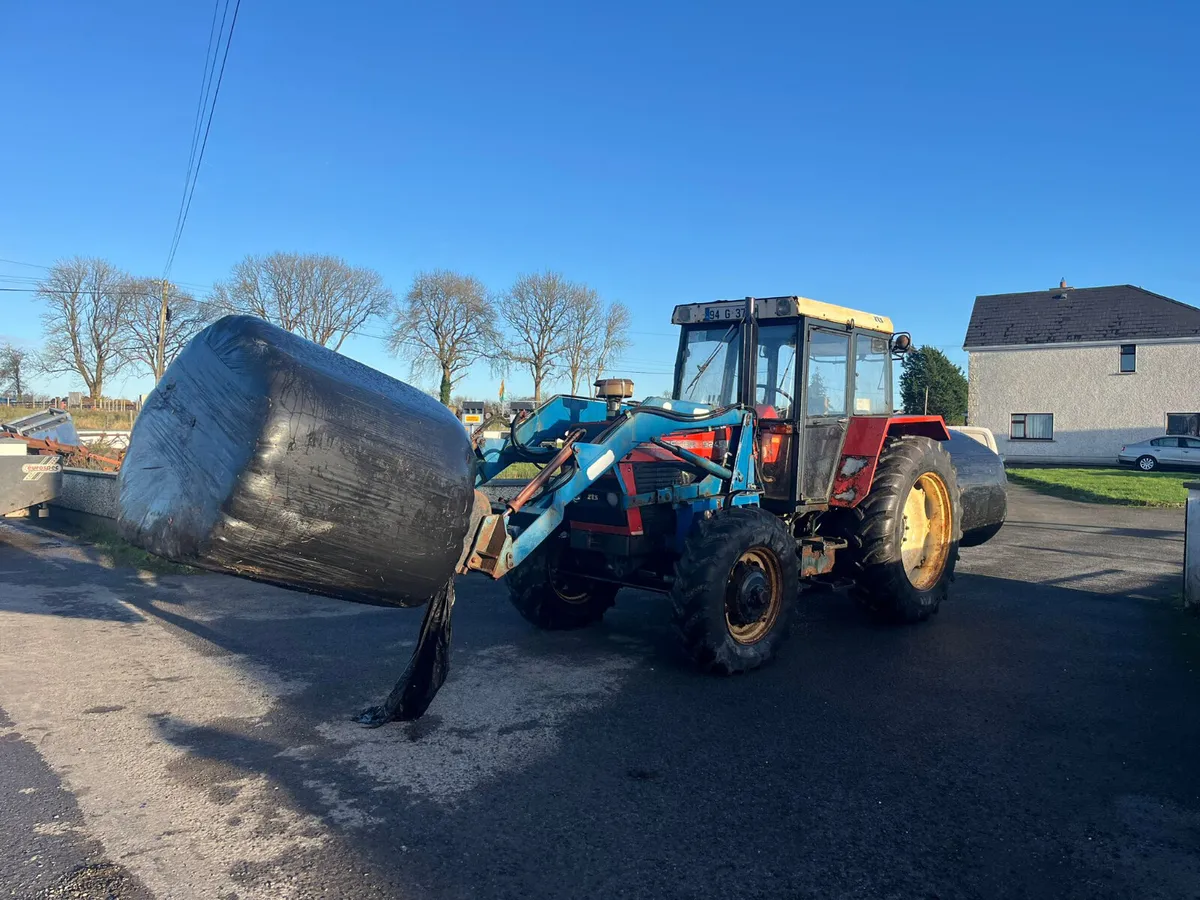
[
  {"xmin": 853, "ymin": 435, "xmax": 962, "ymax": 623},
  {"xmin": 670, "ymin": 506, "xmax": 799, "ymax": 674},
  {"xmin": 506, "ymin": 531, "xmax": 618, "ymax": 630}
]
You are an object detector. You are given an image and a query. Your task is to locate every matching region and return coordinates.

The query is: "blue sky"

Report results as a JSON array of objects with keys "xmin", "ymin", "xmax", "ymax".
[{"xmin": 2, "ymin": 0, "xmax": 1197, "ymax": 400}]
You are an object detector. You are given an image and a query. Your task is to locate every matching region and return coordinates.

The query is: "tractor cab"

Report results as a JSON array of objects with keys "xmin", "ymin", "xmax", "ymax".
[
  {"xmin": 670, "ymin": 296, "xmax": 902, "ymax": 510},
  {"xmin": 464, "ymin": 290, "xmax": 989, "ymax": 678}
]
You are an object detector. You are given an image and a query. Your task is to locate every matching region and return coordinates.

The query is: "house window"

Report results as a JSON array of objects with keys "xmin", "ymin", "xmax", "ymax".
[
  {"xmin": 1119, "ymin": 344, "xmax": 1136, "ymax": 373},
  {"xmin": 1167, "ymin": 413, "xmax": 1200, "ymax": 436},
  {"xmin": 1011, "ymin": 413, "xmax": 1053, "ymax": 440}
]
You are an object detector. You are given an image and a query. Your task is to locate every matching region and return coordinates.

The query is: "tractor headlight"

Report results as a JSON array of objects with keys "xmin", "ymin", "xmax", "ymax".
[{"xmin": 606, "ymin": 491, "xmax": 620, "ymax": 508}]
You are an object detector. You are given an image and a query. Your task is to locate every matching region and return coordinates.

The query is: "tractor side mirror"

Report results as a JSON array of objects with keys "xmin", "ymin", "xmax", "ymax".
[{"xmin": 889, "ymin": 332, "xmax": 913, "ymax": 356}]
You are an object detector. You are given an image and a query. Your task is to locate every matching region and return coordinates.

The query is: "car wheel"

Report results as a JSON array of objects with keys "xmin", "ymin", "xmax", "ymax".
[{"xmin": 1136, "ymin": 455, "xmax": 1158, "ymax": 472}]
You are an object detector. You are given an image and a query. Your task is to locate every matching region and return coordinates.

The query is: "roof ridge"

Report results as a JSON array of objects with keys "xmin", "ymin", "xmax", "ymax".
[
  {"xmin": 975, "ymin": 283, "xmax": 1143, "ymax": 300},
  {"xmin": 1121, "ymin": 284, "xmax": 1200, "ymax": 315}
]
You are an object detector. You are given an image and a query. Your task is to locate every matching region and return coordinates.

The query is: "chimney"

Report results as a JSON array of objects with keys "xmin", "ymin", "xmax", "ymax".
[{"xmin": 1059, "ymin": 278, "xmax": 1068, "ymax": 289}]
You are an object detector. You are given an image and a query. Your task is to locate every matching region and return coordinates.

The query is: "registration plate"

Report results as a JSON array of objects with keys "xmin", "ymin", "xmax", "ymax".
[{"xmin": 702, "ymin": 305, "xmax": 745, "ymax": 322}]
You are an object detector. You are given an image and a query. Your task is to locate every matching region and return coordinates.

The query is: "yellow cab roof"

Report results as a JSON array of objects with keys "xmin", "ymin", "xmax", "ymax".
[{"xmin": 671, "ymin": 296, "xmax": 894, "ymax": 333}]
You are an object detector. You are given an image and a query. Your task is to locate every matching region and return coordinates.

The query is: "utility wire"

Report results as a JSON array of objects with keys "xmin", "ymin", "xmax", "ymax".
[
  {"xmin": 163, "ymin": 0, "xmax": 226, "ymax": 279},
  {"xmin": 0, "ymin": 257, "xmax": 50, "ymax": 270},
  {"xmin": 163, "ymin": 0, "xmax": 242, "ymax": 278},
  {"xmin": 183, "ymin": 0, "xmax": 226, "ymax": 206}
]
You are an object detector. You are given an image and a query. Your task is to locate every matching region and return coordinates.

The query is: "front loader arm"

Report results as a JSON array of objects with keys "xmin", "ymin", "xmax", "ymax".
[
  {"xmin": 461, "ymin": 403, "xmax": 754, "ymax": 580},
  {"xmin": 473, "ymin": 395, "xmax": 614, "ymax": 485}
]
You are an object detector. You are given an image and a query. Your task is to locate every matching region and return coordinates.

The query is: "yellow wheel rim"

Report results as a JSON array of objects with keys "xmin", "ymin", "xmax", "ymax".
[
  {"xmin": 900, "ymin": 472, "xmax": 952, "ymax": 590},
  {"xmin": 724, "ymin": 547, "xmax": 783, "ymax": 645},
  {"xmin": 551, "ymin": 572, "xmax": 591, "ymax": 604}
]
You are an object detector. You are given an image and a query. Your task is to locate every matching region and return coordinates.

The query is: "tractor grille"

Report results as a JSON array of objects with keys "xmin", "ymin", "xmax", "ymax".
[
  {"xmin": 568, "ymin": 473, "xmax": 627, "ymax": 527},
  {"xmin": 631, "ymin": 462, "xmax": 694, "ymax": 493}
]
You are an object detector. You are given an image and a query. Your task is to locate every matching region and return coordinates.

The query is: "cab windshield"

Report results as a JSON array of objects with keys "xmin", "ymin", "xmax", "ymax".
[{"xmin": 674, "ymin": 323, "xmax": 741, "ymax": 407}]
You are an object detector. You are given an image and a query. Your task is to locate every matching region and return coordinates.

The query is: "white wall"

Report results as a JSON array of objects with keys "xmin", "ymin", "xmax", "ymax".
[{"xmin": 968, "ymin": 340, "xmax": 1200, "ymax": 464}]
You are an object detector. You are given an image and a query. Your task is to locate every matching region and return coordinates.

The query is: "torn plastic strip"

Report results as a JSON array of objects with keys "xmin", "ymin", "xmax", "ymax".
[{"xmin": 355, "ymin": 578, "xmax": 457, "ymax": 727}]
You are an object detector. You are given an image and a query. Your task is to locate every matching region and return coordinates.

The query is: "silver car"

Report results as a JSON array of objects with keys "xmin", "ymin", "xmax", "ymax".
[{"xmin": 1118, "ymin": 435, "xmax": 1200, "ymax": 471}]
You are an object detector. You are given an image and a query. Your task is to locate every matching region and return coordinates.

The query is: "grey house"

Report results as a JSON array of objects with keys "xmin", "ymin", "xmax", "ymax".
[{"xmin": 964, "ymin": 283, "xmax": 1200, "ymax": 464}]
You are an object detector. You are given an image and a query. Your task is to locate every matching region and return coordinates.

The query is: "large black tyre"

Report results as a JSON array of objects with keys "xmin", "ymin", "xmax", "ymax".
[
  {"xmin": 670, "ymin": 506, "xmax": 799, "ymax": 674},
  {"xmin": 852, "ymin": 435, "xmax": 963, "ymax": 624},
  {"xmin": 506, "ymin": 530, "xmax": 618, "ymax": 630}
]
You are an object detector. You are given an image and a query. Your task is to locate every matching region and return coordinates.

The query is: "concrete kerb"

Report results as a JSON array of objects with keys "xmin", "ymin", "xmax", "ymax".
[{"xmin": 1185, "ymin": 482, "xmax": 1200, "ymax": 611}]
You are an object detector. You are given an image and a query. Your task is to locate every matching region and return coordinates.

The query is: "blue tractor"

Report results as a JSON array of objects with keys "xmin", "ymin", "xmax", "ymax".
[{"xmin": 463, "ymin": 295, "xmax": 979, "ymax": 673}]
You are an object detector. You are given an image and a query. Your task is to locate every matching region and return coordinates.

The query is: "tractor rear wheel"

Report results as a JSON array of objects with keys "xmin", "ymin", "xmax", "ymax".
[
  {"xmin": 670, "ymin": 506, "xmax": 799, "ymax": 674},
  {"xmin": 506, "ymin": 530, "xmax": 618, "ymax": 630},
  {"xmin": 852, "ymin": 435, "xmax": 962, "ymax": 623}
]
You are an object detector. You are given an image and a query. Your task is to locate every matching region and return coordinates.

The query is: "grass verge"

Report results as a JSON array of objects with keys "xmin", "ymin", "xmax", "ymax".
[
  {"xmin": 494, "ymin": 462, "xmax": 540, "ymax": 480},
  {"xmin": 0, "ymin": 406, "xmax": 137, "ymax": 432},
  {"xmin": 69, "ymin": 409, "xmax": 139, "ymax": 431},
  {"xmin": 1006, "ymin": 466, "xmax": 1191, "ymax": 508},
  {"xmin": 62, "ymin": 523, "xmax": 198, "ymax": 575}
]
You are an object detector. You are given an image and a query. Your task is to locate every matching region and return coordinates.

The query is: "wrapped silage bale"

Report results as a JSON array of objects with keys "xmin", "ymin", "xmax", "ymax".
[{"xmin": 118, "ymin": 315, "xmax": 477, "ymax": 608}]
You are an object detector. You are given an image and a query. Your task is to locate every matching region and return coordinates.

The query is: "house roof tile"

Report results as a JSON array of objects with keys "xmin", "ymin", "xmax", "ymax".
[{"xmin": 964, "ymin": 284, "xmax": 1200, "ymax": 348}]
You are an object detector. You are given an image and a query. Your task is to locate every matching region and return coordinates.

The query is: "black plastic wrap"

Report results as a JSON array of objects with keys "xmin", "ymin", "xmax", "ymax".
[
  {"xmin": 118, "ymin": 315, "xmax": 477, "ymax": 607},
  {"xmin": 356, "ymin": 579, "xmax": 457, "ymax": 727},
  {"xmin": 944, "ymin": 430, "xmax": 1008, "ymax": 547}
]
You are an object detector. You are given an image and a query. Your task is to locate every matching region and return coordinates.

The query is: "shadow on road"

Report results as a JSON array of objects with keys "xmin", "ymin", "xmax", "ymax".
[
  {"xmin": 1003, "ymin": 519, "xmax": 1184, "ymax": 542},
  {"xmin": 5, "ymin": 513, "xmax": 1200, "ymax": 898},
  {"xmin": 131, "ymin": 569, "xmax": 1200, "ymax": 899}
]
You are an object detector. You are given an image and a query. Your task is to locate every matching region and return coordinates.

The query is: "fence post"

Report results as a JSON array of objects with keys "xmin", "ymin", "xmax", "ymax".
[{"xmin": 1186, "ymin": 482, "xmax": 1200, "ymax": 611}]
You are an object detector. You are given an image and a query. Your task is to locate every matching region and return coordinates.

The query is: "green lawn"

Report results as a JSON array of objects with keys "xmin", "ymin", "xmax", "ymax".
[
  {"xmin": 1006, "ymin": 467, "xmax": 1192, "ymax": 508},
  {"xmin": 494, "ymin": 462, "xmax": 541, "ymax": 480}
]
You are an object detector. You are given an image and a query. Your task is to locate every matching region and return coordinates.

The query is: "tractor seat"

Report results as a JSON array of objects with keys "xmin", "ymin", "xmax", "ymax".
[{"xmin": 754, "ymin": 404, "xmax": 779, "ymax": 420}]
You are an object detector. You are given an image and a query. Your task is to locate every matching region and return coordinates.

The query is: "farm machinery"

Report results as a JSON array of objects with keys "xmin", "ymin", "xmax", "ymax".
[
  {"xmin": 118, "ymin": 298, "xmax": 1005, "ymax": 721},
  {"xmin": 1, "ymin": 408, "xmax": 122, "ymax": 519},
  {"xmin": 463, "ymin": 295, "xmax": 994, "ymax": 673}
]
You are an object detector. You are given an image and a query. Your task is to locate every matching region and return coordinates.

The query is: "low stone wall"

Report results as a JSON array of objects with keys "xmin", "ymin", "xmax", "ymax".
[
  {"xmin": 52, "ymin": 469, "xmax": 531, "ymax": 529},
  {"xmin": 54, "ymin": 468, "xmax": 119, "ymax": 522},
  {"xmin": 54, "ymin": 469, "xmax": 529, "ymax": 522}
]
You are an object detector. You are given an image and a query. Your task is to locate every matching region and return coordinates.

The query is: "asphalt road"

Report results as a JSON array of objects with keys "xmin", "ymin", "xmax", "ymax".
[{"xmin": 1, "ymin": 485, "xmax": 1196, "ymax": 900}]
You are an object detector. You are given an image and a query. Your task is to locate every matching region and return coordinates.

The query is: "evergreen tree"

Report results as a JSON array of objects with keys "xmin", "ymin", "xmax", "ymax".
[{"xmin": 899, "ymin": 346, "xmax": 968, "ymax": 425}]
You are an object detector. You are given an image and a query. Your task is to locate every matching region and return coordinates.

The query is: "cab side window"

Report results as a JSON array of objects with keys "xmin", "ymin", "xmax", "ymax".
[
  {"xmin": 755, "ymin": 321, "xmax": 798, "ymax": 418},
  {"xmin": 853, "ymin": 334, "xmax": 890, "ymax": 415},
  {"xmin": 806, "ymin": 330, "xmax": 849, "ymax": 417}
]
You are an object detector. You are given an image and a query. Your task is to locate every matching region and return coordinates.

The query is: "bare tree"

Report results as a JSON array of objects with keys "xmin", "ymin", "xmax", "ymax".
[
  {"xmin": 499, "ymin": 271, "xmax": 580, "ymax": 404},
  {"xmin": 591, "ymin": 300, "xmax": 632, "ymax": 386},
  {"xmin": 562, "ymin": 285, "xmax": 604, "ymax": 395},
  {"xmin": 387, "ymin": 270, "xmax": 499, "ymax": 406},
  {"xmin": 560, "ymin": 291, "xmax": 633, "ymax": 396},
  {"xmin": 210, "ymin": 252, "xmax": 392, "ymax": 351},
  {"xmin": 36, "ymin": 257, "xmax": 131, "ymax": 400},
  {"xmin": 117, "ymin": 278, "xmax": 211, "ymax": 380},
  {"xmin": 0, "ymin": 343, "xmax": 31, "ymax": 398}
]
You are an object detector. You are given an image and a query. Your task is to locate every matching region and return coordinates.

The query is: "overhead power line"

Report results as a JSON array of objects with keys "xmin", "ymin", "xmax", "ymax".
[
  {"xmin": 180, "ymin": 0, "xmax": 226, "ymax": 213},
  {"xmin": 0, "ymin": 257, "xmax": 50, "ymax": 270},
  {"xmin": 163, "ymin": 0, "xmax": 242, "ymax": 278},
  {"xmin": 0, "ymin": 286, "xmax": 178, "ymax": 297}
]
